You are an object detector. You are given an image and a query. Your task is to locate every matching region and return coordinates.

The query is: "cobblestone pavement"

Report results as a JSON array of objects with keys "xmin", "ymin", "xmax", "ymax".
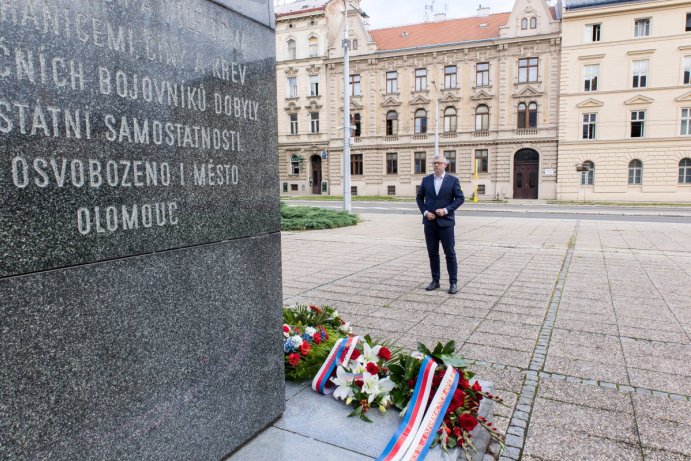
[{"xmin": 282, "ymin": 214, "xmax": 691, "ymax": 461}]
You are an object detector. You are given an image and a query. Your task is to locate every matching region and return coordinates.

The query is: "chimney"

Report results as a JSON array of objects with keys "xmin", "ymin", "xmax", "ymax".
[
  {"xmin": 477, "ymin": 4, "xmax": 490, "ymax": 17},
  {"xmin": 434, "ymin": 12, "xmax": 446, "ymax": 22}
]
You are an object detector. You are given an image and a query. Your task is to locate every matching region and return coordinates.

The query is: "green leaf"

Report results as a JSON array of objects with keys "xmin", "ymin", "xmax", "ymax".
[
  {"xmin": 443, "ymin": 340, "xmax": 456, "ymax": 354},
  {"xmin": 448, "ymin": 438, "xmax": 457, "ymax": 449},
  {"xmin": 417, "ymin": 342, "xmax": 432, "ymax": 356},
  {"xmin": 359, "ymin": 413, "xmax": 373, "ymax": 423},
  {"xmin": 432, "ymin": 342, "xmax": 444, "ymax": 356},
  {"xmin": 364, "ymin": 334, "xmax": 373, "ymax": 344},
  {"xmin": 388, "ymin": 364, "xmax": 405, "ymax": 377},
  {"xmin": 348, "ymin": 406, "xmax": 362, "ymax": 418},
  {"xmin": 441, "ymin": 354, "xmax": 467, "ymax": 368}
]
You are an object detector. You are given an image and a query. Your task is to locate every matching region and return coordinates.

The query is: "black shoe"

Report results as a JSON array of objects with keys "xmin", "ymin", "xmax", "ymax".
[
  {"xmin": 448, "ymin": 283, "xmax": 458, "ymax": 294},
  {"xmin": 425, "ymin": 280, "xmax": 440, "ymax": 291}
]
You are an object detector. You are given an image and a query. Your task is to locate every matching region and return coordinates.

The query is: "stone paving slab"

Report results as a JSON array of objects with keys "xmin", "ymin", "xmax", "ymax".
[{"xmin": 264, "ymin": 214, "xmax": 691, "ymax": 460}]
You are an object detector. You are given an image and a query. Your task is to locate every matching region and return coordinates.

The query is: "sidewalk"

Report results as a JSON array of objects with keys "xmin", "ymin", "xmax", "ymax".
[{"xmin": 236, "ymin": 213, "xmax": 691, "ymax": 460}]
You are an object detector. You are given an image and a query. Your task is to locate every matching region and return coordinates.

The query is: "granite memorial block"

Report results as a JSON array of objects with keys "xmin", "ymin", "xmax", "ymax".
[{"xmin": 0, "ymin": 0, "xmax": 282, "ymax": 459}]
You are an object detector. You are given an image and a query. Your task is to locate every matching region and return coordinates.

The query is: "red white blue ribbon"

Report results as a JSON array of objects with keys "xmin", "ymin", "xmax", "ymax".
[{"xmin": 311, "ymin": 335, "xmax": 360, "ymax": 394}]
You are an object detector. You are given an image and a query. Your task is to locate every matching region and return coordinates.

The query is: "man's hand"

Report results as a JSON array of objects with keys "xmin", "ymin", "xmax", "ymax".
[
  {"xmin": 425, "ymin": 211, "xmax": 436, "ymax": 221},
  {"xmin": 435, "ymin": 208, "xmax": 447, "ymax": 217}
]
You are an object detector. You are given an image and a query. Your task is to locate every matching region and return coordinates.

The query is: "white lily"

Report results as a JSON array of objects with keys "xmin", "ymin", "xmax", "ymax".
[
  {"xmin": 362, "ymin": 342, "xmax": 382, "ymax": 364},
  {"xmin": 338, "ymin": 322, "xmax": 352, "ymax": 334},
  {"xmin": 331, "ymin": 366, "xmax": 354, "ymax": 401},
  {"xmin": 411, "ymin": 351, "xmax": 425, "ymax": 361},
  {"xmin": 350, "ymin": 357, "xmax": 367, "ymax": 374},
  {"xmin": 362, "ymin": 372, "xmax": 396, "ymax": 403}
]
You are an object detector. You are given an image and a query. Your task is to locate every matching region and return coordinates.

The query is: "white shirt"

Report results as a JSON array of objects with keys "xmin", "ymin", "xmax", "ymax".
[{"xmin": 433, "ymin": 172, "xmax": 445, "ymax": 195}]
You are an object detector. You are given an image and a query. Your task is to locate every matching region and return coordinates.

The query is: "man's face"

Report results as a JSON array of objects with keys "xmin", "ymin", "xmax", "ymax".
[{"xmin": 433, "ymin": 159, "xmax": 447, "ymax": 176}]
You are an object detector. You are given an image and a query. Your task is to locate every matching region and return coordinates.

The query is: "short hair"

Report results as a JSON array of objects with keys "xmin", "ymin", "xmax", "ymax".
[{"xmin": 432, "ymin": 154, "xmax": 448, "ymax": 164}]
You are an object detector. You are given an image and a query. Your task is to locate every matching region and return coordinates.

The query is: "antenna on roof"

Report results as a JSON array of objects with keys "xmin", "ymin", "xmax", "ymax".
[{"xmin": 424, "ymin": 0, "xmax": 435, "ymax": 22}]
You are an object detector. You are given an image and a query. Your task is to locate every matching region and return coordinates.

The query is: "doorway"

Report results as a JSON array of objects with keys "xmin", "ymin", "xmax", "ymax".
[
  {"xmin": 513, "ymin": 149, "xmax": 539, "ymax": 199},
  {"xmin": 310, "ymin": 155, "xmax": 322, "ymax": 195}
]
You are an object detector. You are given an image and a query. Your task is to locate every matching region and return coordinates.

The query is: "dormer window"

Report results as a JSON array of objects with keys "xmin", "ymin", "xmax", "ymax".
[
  {"xmin": 521, "ymin": 18, "xmax": 528, "ymax": 30},
  {"xmin": 530, "ymin": 17, "xmax": 537, "ymax": 29},
  {"xmin": 352, "ymin": 39, "xmax": 359, "ymax": 50}
]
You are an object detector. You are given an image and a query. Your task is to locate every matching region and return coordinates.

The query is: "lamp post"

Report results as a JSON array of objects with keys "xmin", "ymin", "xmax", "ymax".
[
  {"xmin": 431, "ymin": 80, "xmax": 439, "ymax": 158},
  {"xmin": 342, "ymin": 0, "xmax": 352, "ymax": 212}
]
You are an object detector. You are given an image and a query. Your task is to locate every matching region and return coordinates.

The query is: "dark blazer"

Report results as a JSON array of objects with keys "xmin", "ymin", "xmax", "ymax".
[{"xmin": 416, "ymin": 174, "xmax": 465, "ymax": 228}]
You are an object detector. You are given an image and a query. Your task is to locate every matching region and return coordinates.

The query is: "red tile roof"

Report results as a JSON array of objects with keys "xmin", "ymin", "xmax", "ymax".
[{"xmin": 370, "ymin": 12, "xmax": 512, "ymax": 51}]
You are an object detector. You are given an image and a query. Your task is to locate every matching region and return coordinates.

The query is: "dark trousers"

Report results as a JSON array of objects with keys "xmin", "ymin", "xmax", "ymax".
[{"xmin": 424, "ymin": 222, "xmax": 457, "ymax": 284}]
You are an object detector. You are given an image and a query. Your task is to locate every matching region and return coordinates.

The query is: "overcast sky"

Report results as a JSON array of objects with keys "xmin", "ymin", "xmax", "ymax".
[{"xmin": 358, "ymin": 0, "xmax": 554, "ymax": 29}]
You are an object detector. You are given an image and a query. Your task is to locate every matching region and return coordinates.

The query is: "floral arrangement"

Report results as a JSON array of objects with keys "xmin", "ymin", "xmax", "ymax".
[
  {"xmin": 329, "ymin": 335, "xmax": 398, "ymax": 422},
  {"xmin": 283, "ymin": 304, "xmax": 350, "ymax": 381},
  {"xmin": 388, "ymin": 341, "xmax": 506, "ymax": 459}
]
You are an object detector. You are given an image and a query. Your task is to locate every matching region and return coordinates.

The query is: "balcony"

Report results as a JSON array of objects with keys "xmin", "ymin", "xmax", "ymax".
[
  {"xmin": 352, "ymin": 137, "xmax": 362, "ymax": 143},
  {"xmin": 384, "ymin": 136, "xmax": 398, "ymax": 142},
  {"xmin": 412, "ymin": 134, "xmax": 427, "ymax": 141},
  {"xmin": 515, "ymin": 129, "xmax": 538, "ymax": 136},
  {"xmin": 473, "ymin": 131, "xmax": 490, "ymax": 138},
  {"xmin": 442, "ymin": 132, "xmax": 457, "ymax": 139}
]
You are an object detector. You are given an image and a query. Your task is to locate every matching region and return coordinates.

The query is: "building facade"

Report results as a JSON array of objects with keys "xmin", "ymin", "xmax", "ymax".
[
  {"xmin": 276, "ymin": 0, "xmax": 563, "ymax": 199},
  {"xmin": 558, "ymin": 0, "xmax": 691, "ymax": 201}
]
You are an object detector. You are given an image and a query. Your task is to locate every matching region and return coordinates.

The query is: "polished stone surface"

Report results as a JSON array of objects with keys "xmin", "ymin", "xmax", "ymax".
[{"xmin": 0, "ymin": 0, "xmax": 279, "ymax": 276}]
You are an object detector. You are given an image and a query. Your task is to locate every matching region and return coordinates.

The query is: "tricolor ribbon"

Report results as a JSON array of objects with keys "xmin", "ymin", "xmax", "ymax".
[{"xmin": 311, "ymin": 335, "xmax": 360, "ymax": 394}]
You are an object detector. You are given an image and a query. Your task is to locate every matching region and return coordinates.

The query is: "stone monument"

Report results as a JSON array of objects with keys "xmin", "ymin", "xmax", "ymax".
[{"xmin": 0, "ymin": 0, "xmax": 282, "ymax": 458}]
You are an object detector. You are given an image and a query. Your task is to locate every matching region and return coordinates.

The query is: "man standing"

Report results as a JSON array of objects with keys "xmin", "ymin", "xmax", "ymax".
[{"xmin": 416, "ymin": 154, "xmax": 465, "ymax": 294}]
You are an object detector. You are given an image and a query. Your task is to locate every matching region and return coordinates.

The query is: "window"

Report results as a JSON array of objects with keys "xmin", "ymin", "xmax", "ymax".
[
  {"xmin": 444, "ymin": 66, "xmax": 458, "ymax": 89},
  {"xmin": 415, "ymin": 109, "xmax": 427, "ymax": 134},
  {"xmin": 444, "ymin": 151, "xmax": 456, "ymax": 173},
  {"xmin": 518, "ymin": 58, "xmax": 538, "ymax": 83},
  {"xmin": 521, "ymin": 18, "xmax": 528, "ymax": 30},
  {"xmin": 310, "ymin": 112, "xmax": 319, "ymax": 133},
  {"xmin": 528, "ymin": 102, "xmax": 537, "ymax": 128},
  {"xmin": 530, "ymin": 17, "xmax": 537, "ymax": 29},
  {"xmin": 415, "ymin": 68, "xmax": 427, "ymax": 91},
  {"xmin": 352, "ymin": 113, "xmax": 361, "ymax": 137},
  {"xmin": 352, "ymin": 39, "xmax": 359, "ymax": 50},
  {"xmin": 476, "ymin": 63, "xmax": 489, "ymax": 86},
  {"xmin": 290, "ymin": 155, "xmax": 300, "ymax": 174},
  {"xmin": 634, "ymin": 18, "xmax": 650, "ymax": 37},
  {"xmin": 287, "ymin": 39, "xmax": 296, "ymax": 60},
  {"xmin": 475, "ymin": 105, "xmax": 489, "ymax": 131},
  {"xmin": 581, "ymin": 161, "xmax": 594, "ymax": 185},
  {"xmin": 287, "ymin": 77, "xmax": 297, "ymax": 98},
  {"xmin": 684, "ymin": 57, "xmax": 691, "ymax": 85},
  {"xmin": 628, "ymin": 159, "xmax": 643, "ymax": 185},
  {"xmin": 681, "ymin": 108, "xmax": 691, "ymax": 135},
  {"xmin": 582, "ymin": 113, "xmax": 597, "ymax": 139},
  {"xmin": 291, "ymin": 184, "xmax": 298, "ymax": 191},
  {"xmin": 386, "ymin": 153, "xmax": 398, "ymax": 174},
  {"xmin": 349, "ymin": 74, "xmax": 361, "ymax": 96},
  {"xmin": 308, "ymin": 37, "xmax": 318, "ymax": 57},
  {"xmin": 585, "ymin": 23, "xmax": 601, "ymax": 42},
  {"xmin": 386, "ymin": 111, "xmax": 398, "ymax": 136},
  {"xmin": 680, "ymin": 158, "xmax": 691, "ymax": 183},
  {"xmin": 386, "ymin": 71, "xmax": 398, "ymax": 93},
  {"xmin": 631, "ymin": 110, "xmax": 646, "ymax": 138},
  {"xmin": 475, "ymin": 149, "xmax": 489, "ymax": 173},
  {"xmin": 584, "ymin": 64, "xmax": 599, "ymax": 91},
  {"xmin": 387, "ymin": 185, "xmax": 396, "ymax": 196},
  {"xmin": 351, "ymin": 154, "xmax": 363, "ymax": 175},
  {"xmin": 289, "ymin": 113, "xmax": 298, "ymax": 134},
  {"xmin": 632, "ymin": 60, "xmax": 648, "ymax": 88},
  {"xmin": 309, "ymin": 75, "xmax": 319, "ymax": 96},
  {"xmin": 414, "ymin": 152, "xmax": 426, "ymax": 174},
  {"xmin": 517, "ymin": 103, "xmax": 527, "ymax": 128},
  {"xmin": 444, "ymin": 107, "xmax": 457, "ymax": 133},
  {"xmin": 351, "ymin": 186, "xmax": 358, "ymax": 196},
  {"xmin": 687, "ymin": 13, "xmax": 691, "ymax": 32}
]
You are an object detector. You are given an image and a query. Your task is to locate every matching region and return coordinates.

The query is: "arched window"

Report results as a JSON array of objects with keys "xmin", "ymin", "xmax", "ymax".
[
  {"xmin": 351, "ymin": 113, "xmax": 362, "ymax": 137},
  {"xmin": 444, "ymin": 107, "xmax": 457, "ymax": 133},
  {"xmin": 528, "ymin": 102, "xmax": 537, "ymax": 128},
  {"xmin": 679, "ymin": 158, "xmax": 691, "ymax": 184},
  {"xmin": 287, "ymin": 39, "xmax": 296, "ymax": 60},
  {"xmin": 290, "ymin": 154, "xmax": 300, "ymax": 175},
  {"xmin": 415, "ymin": 109, "xmax": 427, "ymax": 134},
  {"xmin": 517, "ymin": 103, "xmax": 527, "ymax": 128},
  {"xmin": 475, "ymin": 105, "xmax": 489, "ymax": 131},
  {"xmin": 352, "ymin": 39, "xmax": 359, "ymax": 50},
  {"xmin": 581, "ymin": 161, "xmax": 595, "ymax": 185},
  {"xmin": 530, "ymin": 17, "xmax": 537, "ymax": 29},
  {"xmin": 386, "ymin": 111, "xmax": 398, "ymax": 136},
  {"xmin": 628, "ymin": 159, "xmax": 643, "ymax": 185},
  {"xmin": 521, "ymin": 18, "xmax": 528, "ymax": 30},
  {"xmin": 308, "ymin": 37, "xmax": 319, "ymax": 57}
]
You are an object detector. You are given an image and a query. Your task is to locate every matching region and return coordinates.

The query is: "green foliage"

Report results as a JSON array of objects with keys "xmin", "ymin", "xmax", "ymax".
[
  {"xmin": 284, "ymin": 328, "xmax": 340, "ymax": 381},
  {"xmin": 280, "ymin": 204, "xmax": 358, "ymax": 231},
  {"xmin": 283, "ymin": 304, "xmax": 344, "ymax": 330}
]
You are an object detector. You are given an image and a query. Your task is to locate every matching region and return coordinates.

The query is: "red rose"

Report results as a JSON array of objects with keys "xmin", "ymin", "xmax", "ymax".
[
  {"xmin": 309, "ymin": 305, "xmax": 322, "ymax": 313},
  {"xmin": 407, "ymin": 378, "xmax": 416, "ymax": 389},
  {"xmin": 350, "ymin": 349, "xmax": 361, "ymax": 360},
  {"xmin": 378, "ymin": 347, "xmax": 392, "ymax": 360},
  {"xmin": 354, "ymin": 379, "xmax": 364, "ymax": 388},
  {"xmin": 313, "ymin": 333, "xmax": 322, "ymax": 345},
  {"xmin": 366, "ymin": 362, "xmax": 379, "ymax": 375},
  {"xmin": 282, "ymin": 325, "xmax": 290, "ymax": 333},
  {"xmin": 288, "ymin": 353, "xmax": 300, "ymax": 366},
  {"xmin": 452, "ymin": 389, "xmax": 466, "ymax": 405},
  {"xmin": 472, "ymin": 381, "xmax": 482, "ymax": 392},
  {"xmin": 432, "ymin": 375, "xmax": 442, "ymax": 388},
  {"xmin": 458, "ymin": 414, "xmax": 478, "ymax": 432},
  {"xmin": 452, "ymin": 426, "xmax": 462, "ymax": 437},
  {"xmin": 300, "ymin": 342, "xmax": 311, "ymax": 356},
  {"xmin": 460, "ymin": 377, "xmax": 470, "ymax": 389}
]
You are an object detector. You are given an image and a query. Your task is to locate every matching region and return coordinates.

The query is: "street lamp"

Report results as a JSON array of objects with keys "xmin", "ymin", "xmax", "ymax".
[
  {"xmin": 342, "ymin": 0, "xmax": 352, "ymax": 212},
  {"xmin": 431, "ymin": 80, "xmax": 439, "ymax": 158}
]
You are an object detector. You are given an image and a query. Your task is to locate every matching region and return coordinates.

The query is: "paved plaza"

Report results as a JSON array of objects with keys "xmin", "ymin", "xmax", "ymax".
[{"xmin": 279, "ymin": 213, "xmax": 691, "ymax": 461}]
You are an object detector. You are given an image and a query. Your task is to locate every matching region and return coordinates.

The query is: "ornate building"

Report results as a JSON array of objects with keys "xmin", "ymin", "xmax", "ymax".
[
  {"xmin": 276, "ymin": 0, "xmax": 562, "ymax": 199},
  {"xmin": 558, "ymin": 0, "xmax": 691, "ymax": 201}
]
